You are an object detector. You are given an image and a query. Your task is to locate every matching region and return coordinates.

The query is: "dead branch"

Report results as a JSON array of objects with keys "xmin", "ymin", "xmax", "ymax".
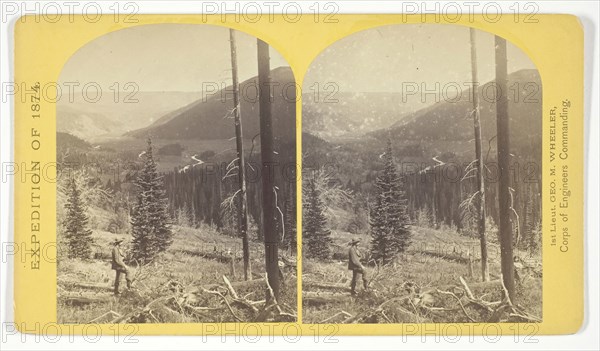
[
  {"xmin": 222, "ymin": 165, "xmax": 239, "ymax": 180},
  {"xmin": 222, "ymin": 275, "xmax": 239, "ymax": 299},
  {"xmin": 376, "ymin": 295, "xmax": 412, "ymax": 310},
  {"xmin": 485, "ymin": 135, "xmax": 497, "ymax": 164},
  {"xmin": 220, "ymin": 189, "xmax": 241, "ymax": 211},
  {"xmin": 222, "ymin": 276, "xmax": 260, "ymax": 313},
  {"xmin": 461, "ymin": 166, "xmax": 478, "ymax": 182},
  {"xmin": 487, "ymin": 304, "xmax": 511, "ymax": 323},
  {"xmin": 509, "ymin": 308, "xmax": 542, "ymax": 322},
  {"xmin": 434, "ymin": 279, "xmax": 501, "ymax": 293},
  {"xmin": 200, "ymin": 287, "xmax": 243, "ymax": 322},
  {"xmin": 509, "ymin": 187, "xmax": 521, "ymax": 247},
  {"xmin": 109, "ymin": 295, "xmax": 172, "ymax": 324},
  {"xmin": 436, "ymin": 289, "xmax": 476, "ymax": 322},
  {"xmin": 265, "ymin": 273, "xmax": 297, "ymax": 320},
  {"xmin": 273, "ymin": 187, "xmax": 285, "ymax": 242},
  {"xmin": 499, "ymin": 273, "xmax": 513, "ymax": 307},
  {"xmin": 450, "ymin": 277, "xmax": 499, "ymax": 313},
  {"xmin": 407, "ymin": 297, "xmax": 422, "ymax": 322},
  {"xmin": 459, "ymin": 276, "xmax": 475, "ymax": 300},
  {"xmin": 187, "ymin": 305, "xmax": 225, "ymax": 312},
  {"xmin": 340, "ymin": 295, "xmax": 414, "ymax": 324},
  {"xmin": 87, "ymin": 310, "xmax": 121, "ymax": 324},
  {"xmin": 226, "ymin": 157, "xmax": 239, "ymax": 171},
  {"xmin": 320, "ymin": 310, "xmax": 353, "ymax": 324}
]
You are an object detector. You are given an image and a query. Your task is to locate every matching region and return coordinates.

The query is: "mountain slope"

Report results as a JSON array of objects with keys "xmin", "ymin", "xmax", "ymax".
[
  {"xmin": 57, "ymin": 105, "xmax": 122, "ymax": 140},
  {"xmin": 373, "ymin": 69, "xmax": 542, "ymax": 152},
  {"xmin": 302, "ymin": 92, "xmax": 428, "ymax": 141},
  {"xmin": 303, "ymin": 69, "xmax": 542, "ymax": 185},
  {"xmin": 127, "ymin": 67, "xmax": 296, "ymax": 144},
  {"xmin": 57, "ymin": 92, "xmax": 202, "ymax": 141},
  {"xmin": 56, "ymin": 132, "xmax": 91, "ymax": 151}
]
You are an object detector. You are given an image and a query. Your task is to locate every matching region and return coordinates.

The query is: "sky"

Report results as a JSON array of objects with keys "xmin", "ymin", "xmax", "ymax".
[
  {"xmin": 61, "ymin": 23, "xmax": 538, "ymax": 100},
  {"xmin": 59, "ymin": 24, "xmax": 289, "ymax": 92},
  {"xmin": 304, "ymin": 24, "xmax": 537, "ymax": 94}
]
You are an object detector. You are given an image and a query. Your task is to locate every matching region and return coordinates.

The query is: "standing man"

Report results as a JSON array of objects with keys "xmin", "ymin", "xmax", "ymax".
[
  {"xmin": 348, "ymin": 239, "xmax": 368, "ymax": 296},
  {"xmin": 111, "ymin": 239, "xmax": 132, "ymax": 295}
]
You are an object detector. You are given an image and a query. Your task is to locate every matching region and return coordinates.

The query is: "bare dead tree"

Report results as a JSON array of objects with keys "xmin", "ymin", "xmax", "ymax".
[
  {"xmin": 257, "ymin": 38, "xmax": 280, "ymax": 300},
  {"xmin": 495, "ymin": 35, "xmax": 516, "ymax": 302},
  {"xmin": 57, "ymin": 167, "xmax": 112, "ymax": 206},
  {"xmin": 229, "ymin": 28, "xmax": 251, "ymax": 281},
  {"xmin": 304, "ymin": 167, "xmax": 353, "ymax": 208},
  {"xmin": 469, "ymin": 27, "xmax": 490, "ymax": 282}
]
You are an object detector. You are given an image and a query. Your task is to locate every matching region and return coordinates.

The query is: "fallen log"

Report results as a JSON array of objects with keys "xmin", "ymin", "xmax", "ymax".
[
  {"xmin": 420, "ymin": 250, "xmax": 479, "ymax": 264},
  {"xmin": 303, "ymin": 291, "xmax": 351, "ymax": 306},
  {"xmin": 87, "ymin": 310, "xmax": 121, "ymax": 324},
  {"xmin": 196, "ymin": 278, "xmax": 266, "ymax": 295},
  {"xmin": 59, "ymin": 282, "xmax": 113, "ymax": 292},
  {"xmin": 319, "ymin": 310, "xmax": 353, "ymax": 323},
  {"xmin": 175, "ymin": 249, "xmax": 231, "ymax": 263},
  {"xmin": 60, "ymin": 295, "xmax": 110, "ymax": 305},
  {"xmin": 430, "ymin": 279, "xmax": 502, "ymax": 295},
  {"xmin": 230, "ymin": 278, "xmax": 266, "ymax": 290},
  {"xmin": 303, "ymin": 281, "xmax": 349, "ymax": 292},
  {"xmin": 466, "ymin": 279, "xmax": 502, "ymax": 291}
]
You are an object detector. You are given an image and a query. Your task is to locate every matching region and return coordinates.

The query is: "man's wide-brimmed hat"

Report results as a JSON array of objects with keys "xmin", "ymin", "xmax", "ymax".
[{"xmin": 350, "ymin": 239, "xmax": 361, "ymax": 246}]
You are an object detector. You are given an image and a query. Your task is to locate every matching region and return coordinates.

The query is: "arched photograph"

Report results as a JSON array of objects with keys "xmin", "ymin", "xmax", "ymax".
[
  {"xmin": 56, "ymin": 24, "xmax": 297, "ymax": 323},
  {"xmin": 301, "ymin": 24, "xmax": 542, "ymax": 324}
]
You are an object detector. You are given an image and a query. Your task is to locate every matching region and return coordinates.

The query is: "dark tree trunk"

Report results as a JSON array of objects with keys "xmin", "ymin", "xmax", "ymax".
[
  {"xmin": 257, "ymin": 38, "xmax": 280, "ymax": 300},
  {"xmin": 470, "ymin": 27, "xmax": 490, "ymax": 282},
  {"xmin": 495, "ymin": 35, "xmax": 516, "ymax": 302}
]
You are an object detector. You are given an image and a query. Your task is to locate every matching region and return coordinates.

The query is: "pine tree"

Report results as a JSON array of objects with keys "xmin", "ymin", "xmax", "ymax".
[
  {"xmin": 303, "ymin": 178, "xmax": 332, "ymax": 260},
  {"xmin": 187, "ymin": 202, "xmax": 197, "ymax": 228},
  {"xmin": 529, "ymin": 220, "xmax": 541, "ymax": 255},
  {"xmin": 369, "ymin": 195, "xmax": 394, "ymax": 263},
  {"xmin": 130, "ymin": 194, "xmax": 151, "ymax": 261},
  {"xmin": 63, "ymin": 177, "xmax": 94, "ymax": 259},
  {"xmin": 175, "ymin": 202, "xmax": 193, "ymax": 227},
  {"xmin": 283, "ymin": 190, "xmax": 297, "ymax": 254},
  {"xmin": 130, "ymin": 138, "xmax": 173, "ymax": 264},
  {"xmin": 369, "ymin": 139, "xmax": 411, "ymax": 265},
  {"xmin": 523, "ymin": 187, "xmax": 539, "ymax": 253}
]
